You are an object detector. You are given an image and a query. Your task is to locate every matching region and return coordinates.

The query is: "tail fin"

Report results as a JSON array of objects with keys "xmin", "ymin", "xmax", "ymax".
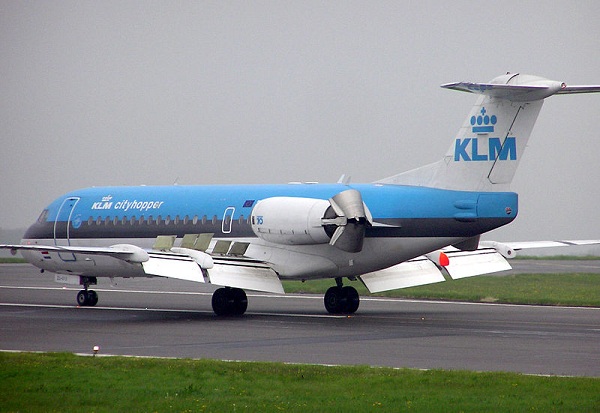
[{"xmin": 378, "ymin": 73, "xmax": 600, "ymax": 191}]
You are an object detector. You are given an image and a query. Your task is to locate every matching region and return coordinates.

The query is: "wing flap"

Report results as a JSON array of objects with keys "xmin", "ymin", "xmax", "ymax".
[
  {"xmin": 359, "ymin": 257, "xmax": 445, "ymax": 293},
  {"xmin": 142, "ymin": 253, "xmax": 206, "ymax": 282},
  {"xmin": 144, "ymin": 250, "xmax": 283, "ymax": 293},
  {"xmin": 443, "ymin": 248, "xmax": 511, "ymax": 279},
  {"xmin": 359, "ymin": 247, "xmax": 512, "ymax": 293},
  {"xmin": 209, "ymin": 257, "xmax": 284, "ymax": 294}
]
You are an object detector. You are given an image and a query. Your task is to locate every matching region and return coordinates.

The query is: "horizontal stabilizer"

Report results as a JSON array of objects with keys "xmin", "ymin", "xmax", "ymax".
[
  {"xmin": 556, "ymin": 85, "xmax": 600, "ymax": 94},
  {"xmin": 442, "ymin": 81, "xmax": 553, "ymax": 100},
  {"xmin": 442, "ymin": 74, "xmax": 600, "ymax": 102},
  {"xmin": 359, "ymin": 257, "xmax": 445, "ymax": 293}
]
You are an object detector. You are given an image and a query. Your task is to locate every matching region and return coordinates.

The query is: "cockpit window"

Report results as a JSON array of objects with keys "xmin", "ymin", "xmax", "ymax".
[{"xmin": 37, "ymin": 209, "xmax": 49, "ymax": 224}]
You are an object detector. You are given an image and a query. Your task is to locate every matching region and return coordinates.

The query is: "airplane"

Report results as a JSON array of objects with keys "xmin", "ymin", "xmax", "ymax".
[{"xmin": 2, "ymin": 73, "xmax": 600, "ymax": 316}]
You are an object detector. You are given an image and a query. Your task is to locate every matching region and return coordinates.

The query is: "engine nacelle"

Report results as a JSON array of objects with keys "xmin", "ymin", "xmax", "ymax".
[{"xmin": 251, "ymin": 197, "xmax": 331, "ymax": 245}]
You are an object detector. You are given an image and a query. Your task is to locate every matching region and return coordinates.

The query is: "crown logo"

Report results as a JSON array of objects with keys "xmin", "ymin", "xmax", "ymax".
[
  {"xmin": 101, "ymin": 195, "xmax": 113, "ymax": 202},
  {"xmin": 470, "ymin": 107, "xmax": 497, "ymax": 134}
]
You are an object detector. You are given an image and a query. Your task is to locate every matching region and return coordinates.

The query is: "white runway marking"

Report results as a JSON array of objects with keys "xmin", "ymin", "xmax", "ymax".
[
  {"xmin": 1, "ymin": 284, "xmax": 598, "ymax": 312},
  {"xmin": 0, "ymin": 301, "xmax": 347, "ymax": 319}
]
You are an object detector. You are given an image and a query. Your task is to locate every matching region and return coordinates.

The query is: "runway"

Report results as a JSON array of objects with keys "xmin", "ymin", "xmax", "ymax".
[{"xmin": 1, "ymin": 263, "xmax": 599, "ymax": 377}]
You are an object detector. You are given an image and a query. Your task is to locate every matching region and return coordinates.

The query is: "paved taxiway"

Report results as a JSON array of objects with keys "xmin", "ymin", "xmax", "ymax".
[{"xmin": 1, "ymin": 263, "xmax": 599, "ymax": 377}]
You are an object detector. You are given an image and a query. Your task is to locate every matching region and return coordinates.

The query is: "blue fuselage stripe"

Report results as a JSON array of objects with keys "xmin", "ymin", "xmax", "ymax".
[{"xmin": 25, "ymin": 184, "xmax": 518, "ymax": 240}]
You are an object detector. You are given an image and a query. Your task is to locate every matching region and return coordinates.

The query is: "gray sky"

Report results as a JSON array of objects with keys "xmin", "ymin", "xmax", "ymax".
[{"xmin": 1, "ymin": 1, "xmax": 599, "ymax": 242}]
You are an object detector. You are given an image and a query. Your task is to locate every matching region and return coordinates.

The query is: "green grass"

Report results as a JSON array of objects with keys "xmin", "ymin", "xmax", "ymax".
[
  {"xmin": 1, "ymin": 352, "xmax": 598, "ymax": 412},
  {"xmin": 283, "ymin": 273, "xmax": 600, "ymax": 307},
  {"xmin": 0, "ymin": 257, "xmax": 26, "ymax": 263}
]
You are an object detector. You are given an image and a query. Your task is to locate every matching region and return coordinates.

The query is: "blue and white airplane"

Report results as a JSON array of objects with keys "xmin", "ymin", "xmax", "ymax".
[{"xmin": 3, "ymin": 73, "xmax": 600, "ymax": 315}]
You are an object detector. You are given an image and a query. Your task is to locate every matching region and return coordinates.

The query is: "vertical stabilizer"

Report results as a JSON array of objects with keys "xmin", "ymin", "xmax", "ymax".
[{"xmin": 378, "ymin": 73, "xmax": 600, "ymax": 191}]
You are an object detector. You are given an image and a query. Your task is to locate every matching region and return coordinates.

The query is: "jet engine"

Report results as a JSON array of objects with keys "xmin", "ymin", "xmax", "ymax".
[{"xmin": 250, "ymin": 189, "xmax": 372, "ymax": 253}]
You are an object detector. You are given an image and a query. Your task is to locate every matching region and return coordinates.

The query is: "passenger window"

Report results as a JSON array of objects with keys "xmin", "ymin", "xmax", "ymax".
[
  {"xmin": 183, "ymin": 215, "xmax": 189, "ymax": 225},
  {"xmin": 202, "ymin": 215, "xmax": 207, "ymax": 225},
  {"xmin": 192, "ymin": 215, "xmax": 198, "ymax": 225},
  {"xmin": 130, "ymin": 216, "xmax": 136, "ymax": 225},
  {"xmin": 212, "ymin": 215, "xmax": 217, "ymax": 225},
  {"xmin": 87, "ymin": 216, "xmax": 93, "ymax": 226},
  {"xmin": 147, "ymin": 216, "xmax": 153, "ymax": 225},
  {"xmin": 96, "ymin": 216, "xmax": 102, "ymax": 225},
  {"xmin": 165, "ymin": 215, "xmax": 171, "ymax": 225}
]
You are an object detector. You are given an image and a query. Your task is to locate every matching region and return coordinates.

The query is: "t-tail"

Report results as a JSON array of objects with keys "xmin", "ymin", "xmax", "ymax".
[{"xmin": 378, "ymin": 73, "xmax": 600, "ymax": 191}]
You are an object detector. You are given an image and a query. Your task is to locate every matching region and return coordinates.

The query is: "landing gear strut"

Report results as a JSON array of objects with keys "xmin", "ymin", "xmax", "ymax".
[
  {"xmin": 76, "ymin": 277, "xmax": 98, "ymax": 307},
  {"xmin": 211, "ymin": 287, "xmax": 248, "ymax": 316},
  {"xmin": 324, "ymin": 278, "xmax": 360, "ymax": 314}
]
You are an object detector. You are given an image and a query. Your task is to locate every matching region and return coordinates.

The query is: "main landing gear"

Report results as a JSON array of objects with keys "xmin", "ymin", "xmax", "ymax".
[
  {"xmin": 76, "ymin": 277, "xmax": 98, "ymax": 307},
  {"xmin": 324, "ymin": 278, "xmax": 360, "ymax": 314},
  {"xmin": 211, "ymin": 287, "xmax": 248, "ymax": 316}
]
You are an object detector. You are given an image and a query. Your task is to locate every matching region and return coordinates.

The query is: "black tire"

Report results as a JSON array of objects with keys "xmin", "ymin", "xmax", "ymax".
[
  {"xmin": 87, "ymin": 290, "xmax": 99, "ymax": 306},
  {"xmin": 342, "ymin": 286, "xmax": 359, "ymax": 314},
  {"xmin": 77, "ymin": 290, "xmax": 88, "ymax": 306},
  {"xmin": 231, "ymin": 288, "xmax": 248, "ymax": 316},
  {"xmin": 324, "ymin": 287, "xmax": 343, "ymax": 314},
  {"xmin": 212, "ymin": 288, "xmax": 231, "ymax": 316}
]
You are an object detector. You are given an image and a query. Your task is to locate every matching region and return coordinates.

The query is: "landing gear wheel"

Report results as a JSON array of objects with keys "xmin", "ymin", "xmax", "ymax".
[
  {"xmin": 87, "ymin": 290, "xmax": 99, "ymax": 306},
  {"xmin": 342, "ymin": 286, "xmax": 359, "ymax": 314},
  {"xmin": 211, "ymin": 288, "xmax": 229, "ymax": 316},
  {"xmin": 77, "ymin": 290, "xmax": 88, "ymax": 306},
  {"xmin": 76, "ymin": 290, "xmax": 99, "ymax": 307},
  {"xmin": 77, "ymin": 290, "xmax": 98, "ymax": 307},
  {"xmin": 212, "ymin": 287, "xmax": 248, "ymax": 316},
  {"xmin": 324, "ymin": 286, "xmax": 360, "ymax": 314},
  {"xmin": 231, "ymin": 288, "xmax": 248, "ymax": 316},
  {"xmin": 324, "ymin": 286, "xmax": 342, "ymax": 314}
]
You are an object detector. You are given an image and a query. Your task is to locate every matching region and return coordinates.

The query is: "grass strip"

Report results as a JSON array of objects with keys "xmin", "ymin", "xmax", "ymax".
[
  {"xmin": 0, "ymin": 257, "xmax": 26, "ymax": 263},
  {"xmin": 283, "ymin": 273, "xmax": 600, "ymax": 307},
  {"xmin": 1, "ymin": 352, "xmax": 599, "ymax": 412}
]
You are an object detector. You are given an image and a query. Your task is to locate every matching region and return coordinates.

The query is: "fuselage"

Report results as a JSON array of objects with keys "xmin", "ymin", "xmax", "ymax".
[{"xmin": 21, "ymin": 183, "xmax": 518, "ymax": 280}]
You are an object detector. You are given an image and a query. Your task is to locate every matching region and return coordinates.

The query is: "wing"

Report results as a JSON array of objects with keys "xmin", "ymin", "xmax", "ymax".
[
  {"xmin": 359, "ymin": 247, "xmax": 510, "ymax": 293},
  {"xmin": 0, "ymin": 235, "xmax": 283, "ymax": 294},
  {"xmin": 481, "ymin": 239, "xmax": 600, "ymax": 251},
  {"xmin": 359, "ymin": 240, "xmax": 600, "ymax": 293}
]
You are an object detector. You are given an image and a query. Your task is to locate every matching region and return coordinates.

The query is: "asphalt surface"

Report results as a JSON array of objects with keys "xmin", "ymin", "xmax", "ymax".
[{"xmin": 1, "ymin": 262, "xmax": 599, "ymax": 377}]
